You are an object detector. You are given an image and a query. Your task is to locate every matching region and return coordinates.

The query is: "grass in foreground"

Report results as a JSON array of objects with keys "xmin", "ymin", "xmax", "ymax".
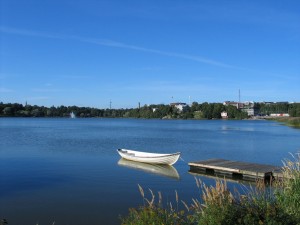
[
  {"xmin": 121, "ymin": 153, "xmax": 300, "ymax": 225},
  {"xmin": 275, "ymin": 154, "xmax": 300, "ymax": 220}
]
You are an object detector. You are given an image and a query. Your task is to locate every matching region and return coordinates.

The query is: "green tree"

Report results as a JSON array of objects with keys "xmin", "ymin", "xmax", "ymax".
[
  {"xmin": 31, "ymin": 108, "xmax": 43, "ymax": 117},
  {"xmin": 212, "ymin": 103, "xmax": 224, "ymax": 119},
  {"xmin": 194, "ymin": 111, "xmax": 203, "ymax": 119},
  {"xmin": 3, "ymin": 107, "xmax": 13, "ymax": 116}
]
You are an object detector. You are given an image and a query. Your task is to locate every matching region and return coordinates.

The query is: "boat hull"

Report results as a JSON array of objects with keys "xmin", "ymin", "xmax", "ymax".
[{"xmin": 117, "ymin": 149, "xmax": 180, "ymax": 165}]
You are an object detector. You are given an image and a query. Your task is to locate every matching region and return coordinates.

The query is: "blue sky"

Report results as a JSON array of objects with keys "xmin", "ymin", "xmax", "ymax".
[{"xmin": 1, "ymin": 0, "xmax": 299, "ymax": 108}]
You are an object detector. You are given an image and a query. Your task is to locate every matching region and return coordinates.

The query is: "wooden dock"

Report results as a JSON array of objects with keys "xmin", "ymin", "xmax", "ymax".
[{"xmin": 189, "ymin": 158, "xmax": 282, "ymax": 182}]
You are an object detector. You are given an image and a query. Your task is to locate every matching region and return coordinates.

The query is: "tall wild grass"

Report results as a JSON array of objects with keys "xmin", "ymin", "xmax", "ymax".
[
  {"xmin": 275, "ymin": 153, "xmax": 300, "ymax": 221},
  {"xmin": 121, "ymin": 153, "xmax": 300, "ymax": 225}
]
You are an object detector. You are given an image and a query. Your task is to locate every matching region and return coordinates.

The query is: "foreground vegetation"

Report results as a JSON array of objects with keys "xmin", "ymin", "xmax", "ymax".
[{"xmin": 122, "ymin": 154, "xmax": 300, "ymax": 225}]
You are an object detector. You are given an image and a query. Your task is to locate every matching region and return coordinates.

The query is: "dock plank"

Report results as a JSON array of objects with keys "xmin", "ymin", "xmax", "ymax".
[{"xmin": 189, "ymin": 158, "xmax": 281, "ymax": 181}]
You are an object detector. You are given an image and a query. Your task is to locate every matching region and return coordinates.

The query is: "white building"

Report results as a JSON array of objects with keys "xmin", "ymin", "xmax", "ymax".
[
  {"xmin": 270, "ymin": 113, "xmax": 290, "ymax": 117},
  {"xmin": 223, "ymin": 101, "xmax": 257, "ymax": 116},
  {"xmin": 221, "ymin": 111, "xmax": 228, "ymax": 119},
  {"xmin": 170, "ymin": 102, "xmax": 188, "ymax": 112}
]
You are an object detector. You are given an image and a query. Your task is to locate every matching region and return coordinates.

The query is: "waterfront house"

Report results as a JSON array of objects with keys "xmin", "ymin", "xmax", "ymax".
[
  {"xmin": 221, "ymin": 111, "xmax": 228, "ymax": 119},
  {"xmin": 170, "ymin": 102, "xmax": 188, "ymax": 112}
]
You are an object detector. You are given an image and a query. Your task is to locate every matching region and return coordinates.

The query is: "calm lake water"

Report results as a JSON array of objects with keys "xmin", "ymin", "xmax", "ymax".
[{"xmin": 1, "ymin": 118, "xmax": 300, "ymax": 225}]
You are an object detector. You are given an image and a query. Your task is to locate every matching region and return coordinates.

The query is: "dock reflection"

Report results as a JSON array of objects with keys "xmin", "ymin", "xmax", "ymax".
[{"xmin": 118, "ymin": 159, "xmax": 180, "ymax": 180}]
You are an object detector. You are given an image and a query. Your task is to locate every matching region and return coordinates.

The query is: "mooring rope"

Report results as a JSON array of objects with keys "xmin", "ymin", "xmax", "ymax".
[{"xmin": 180, "ymin": 156, "xmax": 187, "ymax": 163}]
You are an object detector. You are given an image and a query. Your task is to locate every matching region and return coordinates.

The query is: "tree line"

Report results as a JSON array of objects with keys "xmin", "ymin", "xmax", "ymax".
[
  {"xmin": 1, "ymin": 102, "xmax": 299, "ymax": 119},
  {"xmin": 255, "ymin": 102, "xmax": 300, "ymax": 117}
]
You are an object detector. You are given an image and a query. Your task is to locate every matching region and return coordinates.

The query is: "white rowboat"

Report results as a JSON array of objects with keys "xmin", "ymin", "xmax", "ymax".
[{"xmin": 117, "ymin": 149, "xmax": 181, "ymax": 165}]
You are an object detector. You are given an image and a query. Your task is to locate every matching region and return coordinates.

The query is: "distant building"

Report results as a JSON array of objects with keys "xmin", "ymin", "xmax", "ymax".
[
  {"xmin": 223, "ymin": 101, "xmax": 258, "ymax": 116},
  {"xmin": 270, "ymin": 113, "xmax": 290, "ymax": 117},
  {"xmin": 223, "ymin": 101, "xmax": 244, "ymax": 109},
  {"xmin": 242, "ymin": 101, "xmax": 258, "ymax": 116},
  {"xmin": 170, "ymin": 102, "xmax": 188, "ymax": 112},
  {"xmin": 221, "ymin": 111, "xmax": 228, "ymax": 119}
]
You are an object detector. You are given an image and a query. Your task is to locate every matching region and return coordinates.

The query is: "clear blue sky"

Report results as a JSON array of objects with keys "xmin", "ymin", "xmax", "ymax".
[{"xmin": 1, "ymin": 0, "xmax": 299, "ymax": 108}]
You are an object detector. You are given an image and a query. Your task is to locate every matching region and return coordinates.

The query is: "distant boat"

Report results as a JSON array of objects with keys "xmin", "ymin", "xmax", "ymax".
[
  {"xmin": 118, "ymin": 158, "xmax": 180, "ymax": 180},
  {"xmin": 70, "ymin": 112, "xmax": 76, "ymax": 119},
  {"xmin": 117, "ymin": 149, "xmax": 181, "ymax": 165}
]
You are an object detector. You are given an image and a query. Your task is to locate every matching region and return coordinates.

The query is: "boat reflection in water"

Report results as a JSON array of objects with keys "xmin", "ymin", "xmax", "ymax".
[{"xmin": 118, "ymin": 159, "xmax": 180, "ymax": 180}]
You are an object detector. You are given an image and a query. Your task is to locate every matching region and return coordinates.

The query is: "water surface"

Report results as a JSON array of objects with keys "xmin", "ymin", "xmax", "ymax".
[{"xmin": 1, "ymin": 118, "xmax": 299, "ymax": 224}]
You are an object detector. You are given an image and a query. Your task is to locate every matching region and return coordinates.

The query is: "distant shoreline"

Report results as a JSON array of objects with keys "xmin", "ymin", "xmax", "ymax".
[
  {"xmin": 1, "ymin": 102, "xmax": 299, "ymax": 122},
  {"xmin": 267, "ymin": 117, "xmax": 300, "ymax": 128},
  {"xmin": 1, "ymin": 114, "xmax": 300, "ymax": 127}
]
